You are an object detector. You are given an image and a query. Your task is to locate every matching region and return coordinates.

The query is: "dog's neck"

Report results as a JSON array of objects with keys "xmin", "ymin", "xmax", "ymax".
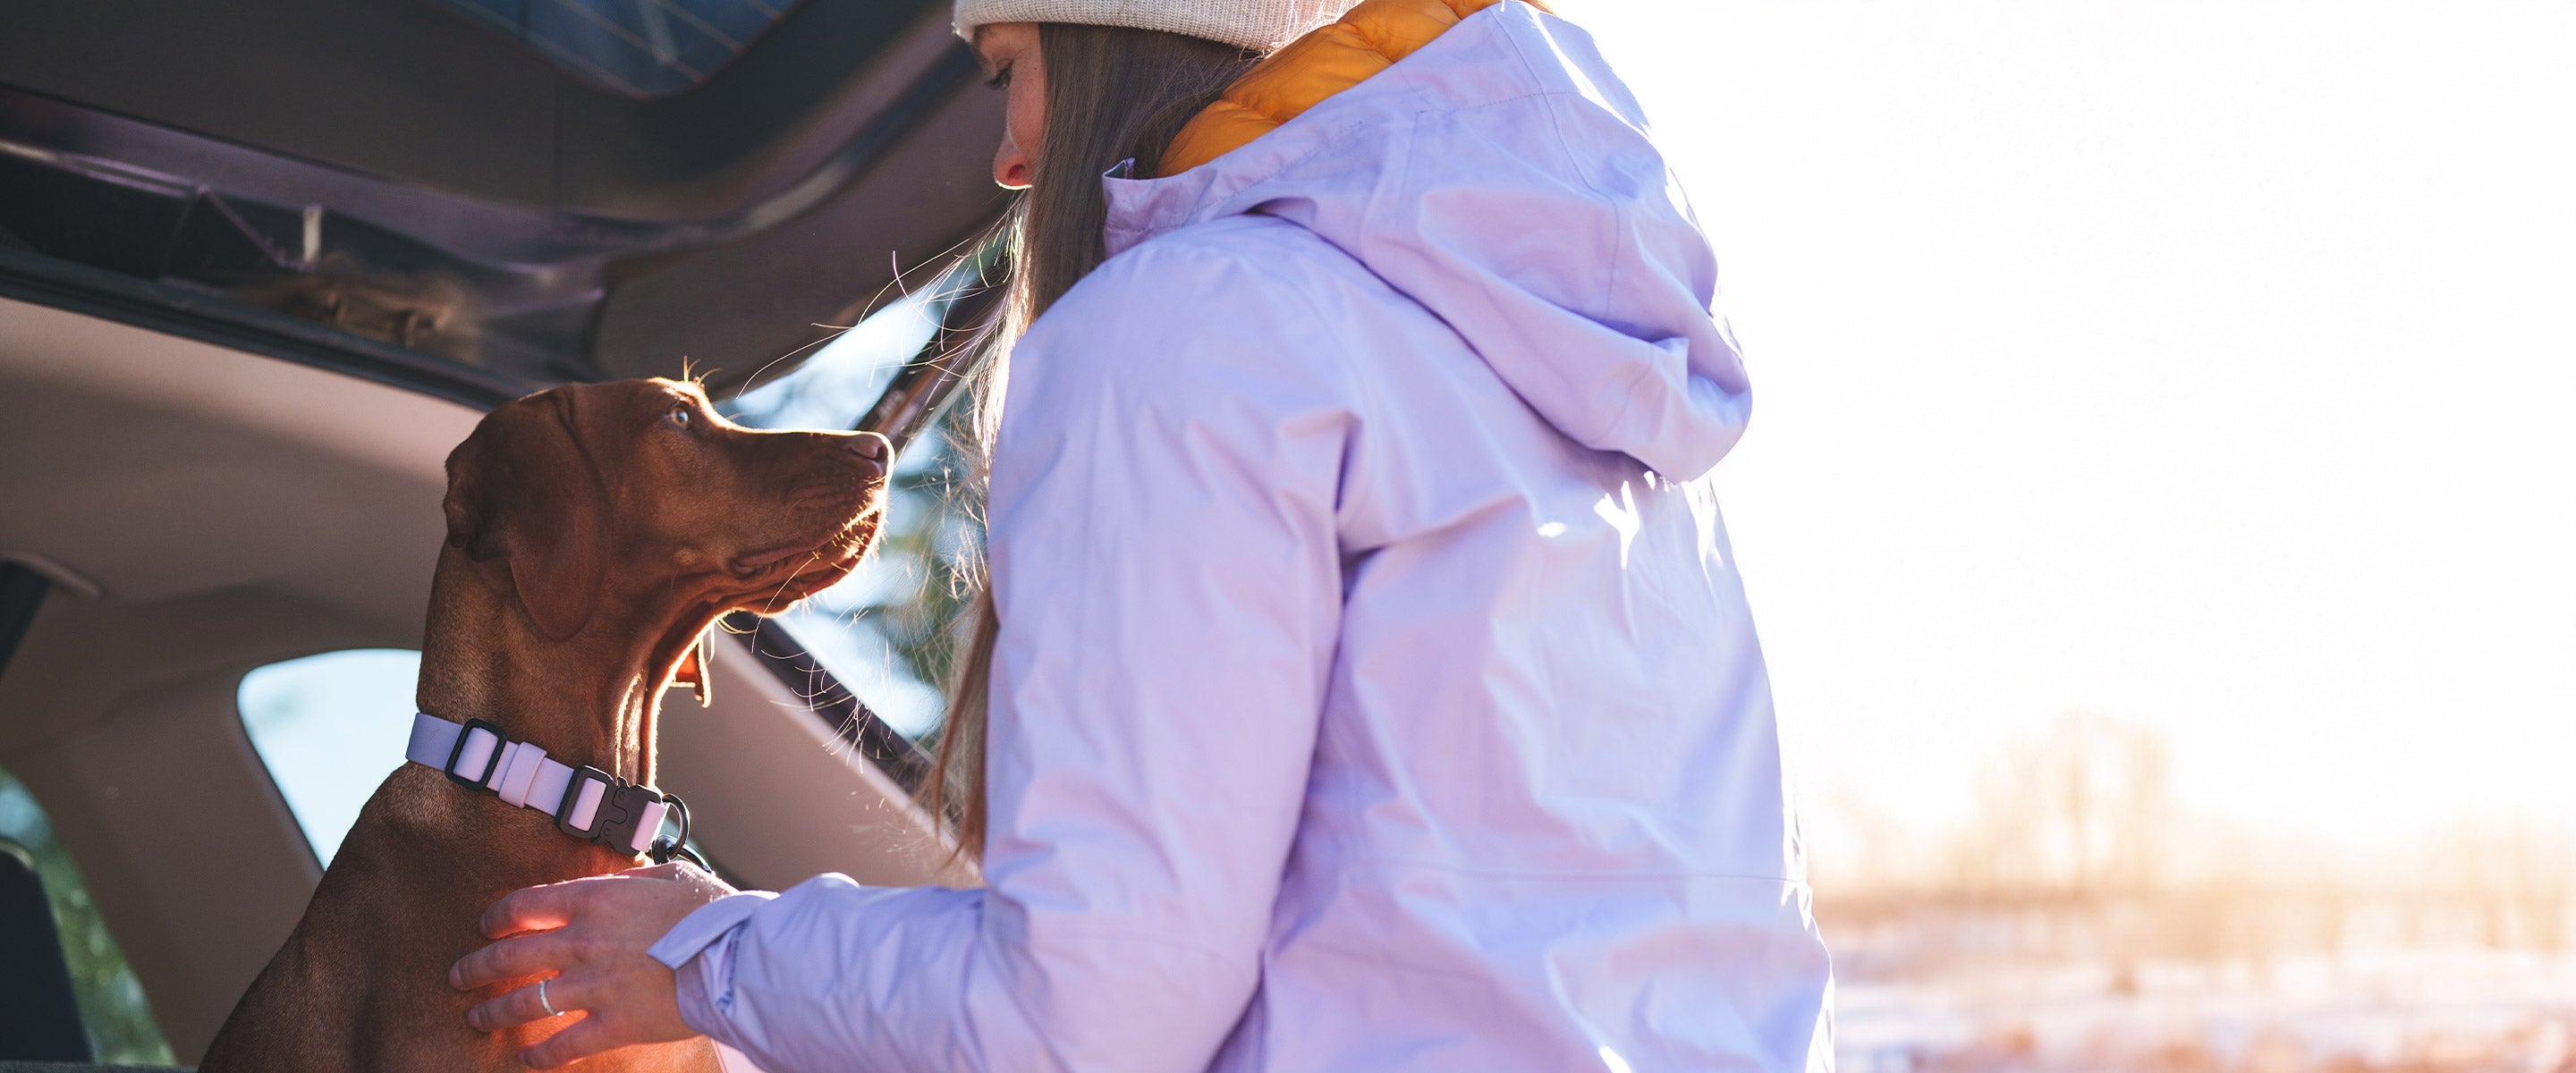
[{"xmin": 414, "ymin": 552, "xmax": 710, "ymax": 789}]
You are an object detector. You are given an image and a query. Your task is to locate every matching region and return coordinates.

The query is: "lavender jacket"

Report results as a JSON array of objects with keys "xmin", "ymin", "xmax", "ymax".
[{"xmin": 649, "ymin": 4, "xmax": 1835, "ymax": 1069}]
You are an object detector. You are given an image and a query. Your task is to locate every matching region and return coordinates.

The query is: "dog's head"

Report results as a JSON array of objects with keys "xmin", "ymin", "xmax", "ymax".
[{"xmin": 441, "ymin": 378, "xmax": 888, "ymax": 661}]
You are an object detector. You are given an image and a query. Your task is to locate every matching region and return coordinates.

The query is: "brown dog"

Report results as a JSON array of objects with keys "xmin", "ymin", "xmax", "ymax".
[{"xmin": 201, "ymin": 378, "xmax": 886, "ymax": 1071}]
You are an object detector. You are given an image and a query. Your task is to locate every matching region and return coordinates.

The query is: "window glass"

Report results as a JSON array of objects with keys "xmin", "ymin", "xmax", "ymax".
[
  {"xmin": 0, "ymin": 764, "xmax": 174, "ymax": 1063},
  {"xmin": 237, "ymin": 649, "xmax": 422, "ymax": 866},
  {"xmin": 241, "ymin": 650, "xmax": 729, "ymax": 876},
  {"xmin": 432, "ymin": 0, "xmax": 814, "ymax": 99},
  {"xmin": 718, "ymin": 287, "xmax": 983, "ymax": 743},
  {"xmin": 723, "ymin": 287, "xmax": 944, "ymax": 434}
]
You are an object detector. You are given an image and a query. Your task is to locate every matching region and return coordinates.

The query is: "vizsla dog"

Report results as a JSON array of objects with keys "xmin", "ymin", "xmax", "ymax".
[{"xmin": 203, "ymin": 378, "xmax": 886, "ymax": 1071}]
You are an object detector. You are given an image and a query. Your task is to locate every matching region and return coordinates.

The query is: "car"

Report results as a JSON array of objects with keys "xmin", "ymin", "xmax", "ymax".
[{"xmin": 0, "ymin": 0, "xmax": 1007, "ymax": 1063}]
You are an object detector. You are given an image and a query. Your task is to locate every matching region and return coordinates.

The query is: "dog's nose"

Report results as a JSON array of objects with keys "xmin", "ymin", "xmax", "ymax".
[{"xmin": 843, "ymin": 432, "xmax": 891, "ymax": 476}]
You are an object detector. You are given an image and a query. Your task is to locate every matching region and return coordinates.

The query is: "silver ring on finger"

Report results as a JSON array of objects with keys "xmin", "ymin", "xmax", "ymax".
[{"xmin": 538, "ymin": 976, "xmax": 564, "ymax": 1018}]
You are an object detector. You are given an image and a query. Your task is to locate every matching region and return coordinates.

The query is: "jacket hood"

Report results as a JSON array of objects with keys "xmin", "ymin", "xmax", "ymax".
[{"xmin": 1099, "ymin": 0, "xmax": 1750, "ymax": 480}]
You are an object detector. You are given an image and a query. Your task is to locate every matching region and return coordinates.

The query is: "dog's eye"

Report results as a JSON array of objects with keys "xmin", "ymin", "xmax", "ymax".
[{"xmin": 667, "ymin": 406, "xmax": 692, "ymax": 429}]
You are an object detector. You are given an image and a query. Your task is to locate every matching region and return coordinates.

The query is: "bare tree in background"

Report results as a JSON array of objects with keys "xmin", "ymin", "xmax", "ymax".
[{"xmin": 1945, "ymin": 712, "xmax": 2172, "ymax": 900}]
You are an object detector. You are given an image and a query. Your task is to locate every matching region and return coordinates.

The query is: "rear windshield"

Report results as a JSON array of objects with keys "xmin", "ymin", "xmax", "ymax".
[{"xmin": 435, "ymin": 0, "xmax": 808, "ymax": 98}]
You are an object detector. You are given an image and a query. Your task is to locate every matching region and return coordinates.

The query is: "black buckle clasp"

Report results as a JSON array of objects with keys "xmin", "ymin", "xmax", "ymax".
[
  {"xmin": 555, "ymin": 765, "xmax": 667, "ymax": 855},
  {"xmin": 596, "ymin": 782, "xmax": 664, "ymax": 856},
  {"xmin": 555, "ymin": 765, "xmax": 617, "ymax": 841},
  {"xmin": 445, "ymin": 719, "xmax": 507, "ymax": 788}
]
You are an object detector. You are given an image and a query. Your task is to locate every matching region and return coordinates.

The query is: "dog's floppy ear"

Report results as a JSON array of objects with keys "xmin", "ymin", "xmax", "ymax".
[
  {"xmin": 442, "ymin": 391, "xmax": 612, "ymax": 642},
  {"xmin": 672, "ymin": 625, "xmax": 712, "ymax": 707}
]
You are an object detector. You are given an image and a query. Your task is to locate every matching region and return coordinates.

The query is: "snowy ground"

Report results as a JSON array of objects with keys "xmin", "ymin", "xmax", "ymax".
[{"xmin": 1839, "ymin": 945, "xmax": 2576, "ymax": 1072}]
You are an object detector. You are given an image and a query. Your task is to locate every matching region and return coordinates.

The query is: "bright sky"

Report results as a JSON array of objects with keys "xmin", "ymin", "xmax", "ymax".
[{"xmin": 1568, "ymin": 3, "xmax": 2576, "ymax": 872}]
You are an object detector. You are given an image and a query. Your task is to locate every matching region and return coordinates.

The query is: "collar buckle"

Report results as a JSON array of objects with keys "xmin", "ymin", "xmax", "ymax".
[
  {"xmin": 596, "ymin": 782, "xmax": 663, "ymax": 856},
  {"xmin": 411, "ymin": 713, "xmax": 701, "ymax": 863},
  {"xmin": 555, "ymin": 765, "xmax": 665, "ymax": 855},
  {"xmin": 554, "ymin": 765, "xmax": 618, "ymax": 841},
  {"xmin": 445, "ymin": 718, "xmax": 507, "ymax": 788}
]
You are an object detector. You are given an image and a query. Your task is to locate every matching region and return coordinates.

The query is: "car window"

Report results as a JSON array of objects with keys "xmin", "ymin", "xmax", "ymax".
[
  {"xmin": 433, "ymin": 0, "xmax": 813, "ymax": 99},
  {"xmin": 718, "ymin": 286, "xmax": 983, "ymax": 747},
  {"xmin": 241, "ymin": 649, "xmax": 727, "ymax": 874},
  {"xmin": 236, "ymin": 649, "xmax": 423, "ymax": 866},
  {"xmin": 0, "ymin": 763, "xmax": 175, "ymax": 1063}
]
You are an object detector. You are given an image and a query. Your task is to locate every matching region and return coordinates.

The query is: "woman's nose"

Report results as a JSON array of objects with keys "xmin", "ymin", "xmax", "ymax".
[{"xmin": 994, "ymin": 136, "xmax": 1031, "ymax": 190}]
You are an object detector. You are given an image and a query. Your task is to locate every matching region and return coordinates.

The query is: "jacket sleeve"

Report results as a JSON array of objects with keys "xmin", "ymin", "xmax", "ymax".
[{"xmin": 650, "ymin": 234, "xmax": 1353, "ymax": 1072}]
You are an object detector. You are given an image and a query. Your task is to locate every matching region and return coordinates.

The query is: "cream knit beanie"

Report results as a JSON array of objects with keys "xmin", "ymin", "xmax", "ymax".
[{"xmin": 953, "ymin": 0, "xmax": 1361, "ymax": 53}]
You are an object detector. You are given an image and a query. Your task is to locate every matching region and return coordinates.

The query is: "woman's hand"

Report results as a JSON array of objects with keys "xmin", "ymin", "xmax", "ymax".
[{"xmin": 450, "ymin": 861, "xmax": 735, "ymax": 1069}]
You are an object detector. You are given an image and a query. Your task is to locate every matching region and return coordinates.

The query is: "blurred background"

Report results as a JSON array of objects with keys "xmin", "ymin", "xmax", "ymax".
[{"xmin": 1563, "ymin": 3, "xmax": 2576, "ymax": 1070}]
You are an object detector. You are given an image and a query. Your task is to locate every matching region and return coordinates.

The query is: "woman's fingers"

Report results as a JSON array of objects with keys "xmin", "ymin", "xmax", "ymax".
[
  {"xmin": 450, "ymin": 865, "xmax": 730, "ymax": 1047},
  {"xmin": 451, "ymin": 930, "xmax": 572, "ymax": 991},
  {"xmin": 465, "ymin": 972, "xmax": 579, "ymax": 1033},
  {"xmin": 629, "ymin": 860, "xmax": 697, "ymax": 881},
  {"xmin": 520, "ymin": 1010, "xmax": 623, "ymax": 1070},
  {"xmin": 479, "ymin": 876, "xmax": 596, "ymax": 939}
]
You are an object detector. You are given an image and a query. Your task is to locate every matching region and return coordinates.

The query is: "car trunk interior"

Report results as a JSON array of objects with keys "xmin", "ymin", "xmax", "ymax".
[
  {"xmin": 1, "ymin": 0, "xmax": 1009, "ymax": 1058},
  {"xmin": 0, "ymin": 285, "xmax": 966, "ymax": 1062}
]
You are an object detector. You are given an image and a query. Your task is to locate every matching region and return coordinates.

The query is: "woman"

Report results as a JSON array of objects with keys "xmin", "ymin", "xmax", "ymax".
[{"xmin": 449, "ymin": 1, "xmax": 1834, "ymax": 1069}]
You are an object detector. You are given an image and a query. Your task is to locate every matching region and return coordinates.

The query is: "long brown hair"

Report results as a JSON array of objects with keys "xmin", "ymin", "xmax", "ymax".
[{"xmin": 921, "ymin": 23, "xmax": 1264, "ymax": 861}]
